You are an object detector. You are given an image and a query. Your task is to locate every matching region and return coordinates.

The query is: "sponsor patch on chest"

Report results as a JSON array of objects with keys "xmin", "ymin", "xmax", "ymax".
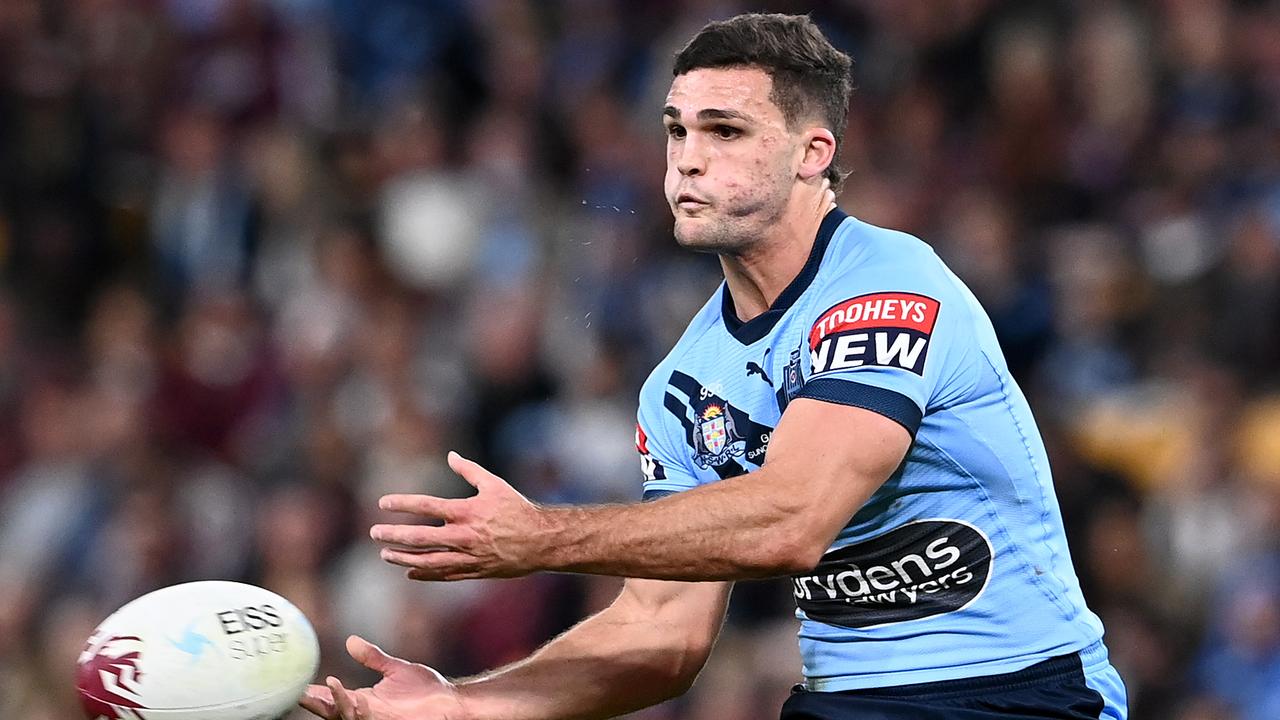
[
  {"xmin": 809, "ymin": 292, "xmax": 940, "ymax": 375},
  {"xmin": 792, "ymin": 519, "xmax": 993, "ymax": 629}
]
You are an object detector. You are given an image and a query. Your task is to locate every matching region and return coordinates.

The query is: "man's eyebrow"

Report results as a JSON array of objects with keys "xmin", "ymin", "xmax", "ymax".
[
  {"xmin": 661, "ymin": 107, "xmax": 754, "ymax": 122},
  {"xmin": 697, "ymin": 108, "xmax": 752, "ymax": 122}
]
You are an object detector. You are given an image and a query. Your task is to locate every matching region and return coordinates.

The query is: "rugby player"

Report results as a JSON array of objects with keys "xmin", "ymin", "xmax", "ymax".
[{"xmin": 302, "ymin": 13, "xmax": 1128, "ymax": 720}]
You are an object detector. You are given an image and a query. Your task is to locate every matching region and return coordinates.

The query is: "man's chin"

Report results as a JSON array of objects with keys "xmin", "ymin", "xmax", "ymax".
[
  {"xmin": 673, "ymin": 217, "xmax": 714, "ymax": 250},
  {"xmin": 674, "ymin": 217, "xmax": 739, "ymax": 254}
]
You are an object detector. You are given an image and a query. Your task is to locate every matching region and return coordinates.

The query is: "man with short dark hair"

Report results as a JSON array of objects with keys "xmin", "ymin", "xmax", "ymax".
[{"xmin": 302, "ymin": 14, "xmax": 1128, "ymax": 720}]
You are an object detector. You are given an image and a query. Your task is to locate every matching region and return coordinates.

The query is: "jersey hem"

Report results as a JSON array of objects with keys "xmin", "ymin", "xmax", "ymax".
[{"xmin": 803, "ymin": 638, "xmax": 1101, "ymax": 692}]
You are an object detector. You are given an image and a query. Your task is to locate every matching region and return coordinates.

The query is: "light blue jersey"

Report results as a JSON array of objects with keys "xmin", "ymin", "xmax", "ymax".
[{"xmin": 636, "ymin": 208, "xmax": 1116, "ymax": 694}]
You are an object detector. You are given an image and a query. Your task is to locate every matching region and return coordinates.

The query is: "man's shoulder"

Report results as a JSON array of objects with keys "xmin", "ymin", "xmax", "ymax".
[
  {"xmin": 811, "ymin": 218, "xmax": 961, "ymax": 311},
  {"xmin": 825, "ymin": 215, "xmax": 947, "ymax": 281}
]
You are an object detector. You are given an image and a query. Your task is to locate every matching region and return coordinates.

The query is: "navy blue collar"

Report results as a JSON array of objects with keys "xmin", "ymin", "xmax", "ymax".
[{"xmin": 721, "ymin": 207, "xmax": 848, "ymax": 345}]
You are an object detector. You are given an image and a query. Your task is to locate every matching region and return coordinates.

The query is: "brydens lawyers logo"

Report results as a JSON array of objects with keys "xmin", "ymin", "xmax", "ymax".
[
  {"xmin": 809, "ymin": 292, "xmax": 940, "ymax": 376},
  {"xmin": 792, "ymin": 519, "xmax": 993, "ymax": 629}
]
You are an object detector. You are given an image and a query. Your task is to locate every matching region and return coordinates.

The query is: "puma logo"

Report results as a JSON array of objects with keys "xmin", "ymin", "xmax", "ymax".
[{"xmin": 746, "ymin": 361, "xmax": 773, "ymax": 387}]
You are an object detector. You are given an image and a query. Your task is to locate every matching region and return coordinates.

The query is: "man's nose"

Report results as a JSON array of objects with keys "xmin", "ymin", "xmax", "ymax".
[{"xmin": 676, "ymin": 135, "xmax": 706, "ymax": 176}]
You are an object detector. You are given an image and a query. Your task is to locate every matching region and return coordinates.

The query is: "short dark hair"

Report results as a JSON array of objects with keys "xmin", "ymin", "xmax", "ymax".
[{"xmin": 673, "ymin": 13, "xmax": 854, "ymax": 189}]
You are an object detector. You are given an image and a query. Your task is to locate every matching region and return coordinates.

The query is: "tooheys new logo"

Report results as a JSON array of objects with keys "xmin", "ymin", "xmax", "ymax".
[
  {"xmin": 809, "ymin": 292, "xmax": 940, "ymax": 376},
  {"xmin": 792, "ymin": 520, "xmax": 993, "ymax": 629}
]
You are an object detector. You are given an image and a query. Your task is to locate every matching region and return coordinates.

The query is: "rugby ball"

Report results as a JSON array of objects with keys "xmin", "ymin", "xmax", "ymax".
[{"xmin": 76, "ymin": 581, "xmax": 320, "ymax": 720}]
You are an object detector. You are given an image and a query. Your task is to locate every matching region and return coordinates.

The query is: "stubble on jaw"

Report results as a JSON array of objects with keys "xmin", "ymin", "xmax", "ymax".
[
  {"xmin": 673, "ymin": 214, "xmax": 757, "ymax": 255},
  {"xmin": 672, "ymin": 167, "xmax": 792, "ymax": 256}
]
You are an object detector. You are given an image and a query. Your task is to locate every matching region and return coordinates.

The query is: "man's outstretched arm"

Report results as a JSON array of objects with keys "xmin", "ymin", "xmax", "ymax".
[
  {"xmin": 302, "ymin": 578, "xmax": 731, "ymax": 720},
  {"xmin": 373, "ymin": 398, "xmax": 911, "ymax": 581}
]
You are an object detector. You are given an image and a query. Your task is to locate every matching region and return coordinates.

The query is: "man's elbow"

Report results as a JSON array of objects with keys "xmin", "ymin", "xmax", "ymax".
[
  {"xmin": 665, "ymin": 634, "xmax": 717, "ymax": 698},
  {"xmin": 655, "ymin": 665, "xmax": 696, "ymax": 702},
  {"xmin": 624, "ymin": 638, "xmax": 709, "ymax": 705},
  {"xmin": 777, "ymin": 536, "xmax": 827, "ymax": 575},
  {"xmin": 750, "ymin": 529, "xmax": 827, "ymax": 576}
]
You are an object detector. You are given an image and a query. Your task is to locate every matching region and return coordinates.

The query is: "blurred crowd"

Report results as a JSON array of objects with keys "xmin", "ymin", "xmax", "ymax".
[{"xmin": 1, "ymin": 0, "xmax": 1279, "ymax": 718}]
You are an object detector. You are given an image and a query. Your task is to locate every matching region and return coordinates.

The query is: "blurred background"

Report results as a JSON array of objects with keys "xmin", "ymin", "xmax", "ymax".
[{"xmin": 1, "ymin": 0, "xmax": 1279, "ymax": 718}]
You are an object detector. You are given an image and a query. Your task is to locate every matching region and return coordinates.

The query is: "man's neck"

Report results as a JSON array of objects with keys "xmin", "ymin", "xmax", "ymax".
[{"xmin": 720, "ymin": 188, "xmax": 837, "ymax": 323}]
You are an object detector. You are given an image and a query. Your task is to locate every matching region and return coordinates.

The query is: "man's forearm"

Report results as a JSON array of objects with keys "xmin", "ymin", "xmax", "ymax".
[
  {"xmin": 375, "ymin": 402, "xmax": 900, "ymax": 583},
  {"xmin": 455, "ymin": 586, "xmax": 718, "ymax": 720},
  {"xmin": 534, "ymin": 464, "xmax": 827, "ymax": 580}
]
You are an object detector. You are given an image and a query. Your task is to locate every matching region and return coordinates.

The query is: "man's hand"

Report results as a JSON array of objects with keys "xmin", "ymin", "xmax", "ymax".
[
  {"xmin": 371, "ymin": 452, "xmax": 552, "ymax": 581},
  {"xmin": 299, "ymin": 636, "xmax": 466, "ymax": 720}
]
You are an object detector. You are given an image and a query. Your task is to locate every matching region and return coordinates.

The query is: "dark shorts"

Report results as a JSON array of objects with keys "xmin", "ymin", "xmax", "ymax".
[{"xmin": 780, "ymin": 653, "xmax": 1112, "ymax": 720}]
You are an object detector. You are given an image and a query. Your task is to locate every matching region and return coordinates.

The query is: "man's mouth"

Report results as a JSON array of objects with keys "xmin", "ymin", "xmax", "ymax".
[{"xmin": 676, "ymin": 192, "xmax": 709, "ymax": 209}]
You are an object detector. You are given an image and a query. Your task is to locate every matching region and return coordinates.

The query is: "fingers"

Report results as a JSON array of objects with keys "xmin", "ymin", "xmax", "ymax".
[
  {"xmin": 378, "ymin": 493, "xmax": 464, "ymax": 521},
  {"xmin": 377, "ymin": 452, "xmax": 504, "ymax": 516},
  {"xmin": 374, "ymin": 451, "xmax": 530, "ymax": 582},
  {"xmin": 380, "ymin": 548, "xmax": 480, "ymax": 578},
  {"xmin": 446, "ymin": 450, "xmax": 502, "ymax": 491},
  {"xmin": 369, "ymin": 522, "xmax": 469, "ymax": 550},
  {"xmin": 380, "ymin": 547, "xmax": 512, "ymax": 581},
  {"xmin": 346, "ymin": 635, "xmax": 397, "ymax": 674},
  {"xmin": 299, "ymin": 685, "xmax": 336, "ymax": 718},
  {"xmin": 327, "ymin": 676, "xmax": 359, "ymax": 720},
  {"xmin": 407, "ymin": 566, "xmax": 486, "ymax": 581},
  {"xmin": 376, "ymin": 451, "xmax": 509, "ymax": 524}
]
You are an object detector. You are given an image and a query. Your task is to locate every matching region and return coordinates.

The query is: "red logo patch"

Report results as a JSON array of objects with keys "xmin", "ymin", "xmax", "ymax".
[
  {"xmin": 77, "ymin": 633, "xmax": 149, "ymax": 720},
  {"xmin": 809, "ymin": 293, "xmax": 940, "ymax": 376},
  {"xmin": 635, "ymin": 423, "xmax": 667, "ymax": 482},
  {"xmin": 635, "ymin": 424, "xmax": 650, "ymax": 455},
  {"xmin": 809, "ymin": 293, "xmax": 939, "ymax": 349}
]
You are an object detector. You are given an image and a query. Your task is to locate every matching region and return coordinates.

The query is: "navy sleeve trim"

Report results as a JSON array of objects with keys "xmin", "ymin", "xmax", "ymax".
[
  {"xmin": 794, "ymin": 378, "xmax": 923, "ymax": 436},
  {"xmin": 642, "ymin": 489, "xmax": 678, "ymax": 502}
]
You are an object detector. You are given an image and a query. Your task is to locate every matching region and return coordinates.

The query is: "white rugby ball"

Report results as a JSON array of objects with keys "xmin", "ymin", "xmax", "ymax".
[{"xmin": 76, "ymin": 581, "xmax": 320, "ymax": 720}]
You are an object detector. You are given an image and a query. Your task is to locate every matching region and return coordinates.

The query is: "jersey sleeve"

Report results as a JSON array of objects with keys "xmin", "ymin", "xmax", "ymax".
[
  {"xmin": 795, "ymin": 261, "xmax": 970, "ymax": 436},
  {"xmin": 635, "ymin": 372, "xmax": 703, "ymax": 501}
]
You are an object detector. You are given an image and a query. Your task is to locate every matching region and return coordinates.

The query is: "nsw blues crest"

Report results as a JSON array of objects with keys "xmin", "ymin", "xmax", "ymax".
[
  {"xmin": 693, "ymin": 402, "xmax": 745, "ymax": 469},
  {"xmin": 663, "ymin": 371, "xmax": 773, "ymax": 479}
]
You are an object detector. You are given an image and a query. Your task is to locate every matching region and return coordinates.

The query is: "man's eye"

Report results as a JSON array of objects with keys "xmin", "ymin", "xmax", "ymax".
[
  {"xmin": 713, "ymin": 125, "xmax": 741, "ymax": 139},
  {"xmin": 667, "ymin": 124, "xmax": 686, "ymax": 139}
]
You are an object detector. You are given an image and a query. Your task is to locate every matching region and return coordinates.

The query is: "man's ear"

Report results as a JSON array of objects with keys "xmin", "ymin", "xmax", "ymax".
[{"xmin": 797, "ymin": 127, "xmax": 837, "ymax": 181}]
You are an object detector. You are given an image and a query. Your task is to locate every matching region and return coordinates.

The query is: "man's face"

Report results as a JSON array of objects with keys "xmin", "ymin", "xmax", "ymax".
[{"xmin": 663, "ymin": 66, "xmax": 800, "ymax": 253}]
